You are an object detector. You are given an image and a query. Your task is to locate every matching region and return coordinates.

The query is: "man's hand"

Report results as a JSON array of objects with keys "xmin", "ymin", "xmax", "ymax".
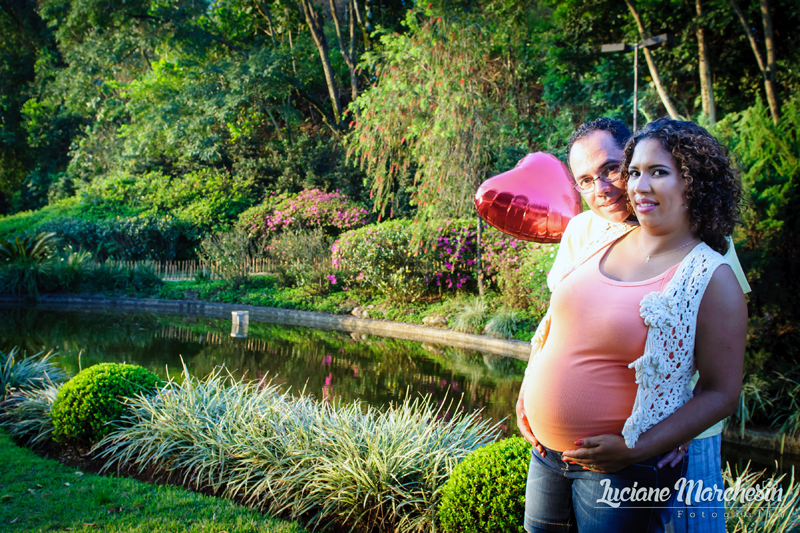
[
  {"xmin": 516, "ymin": 393, "xmax": 545, "ymax": 457},
  {"xmin": 657, "ymin": 441, "xmax": 690, "ymax": 469}
]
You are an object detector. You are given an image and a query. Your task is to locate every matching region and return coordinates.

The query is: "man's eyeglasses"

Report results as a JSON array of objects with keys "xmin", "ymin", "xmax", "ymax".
[{"xmin": 572, "ymin": 169, "xmax": 622, "ymax": 193}]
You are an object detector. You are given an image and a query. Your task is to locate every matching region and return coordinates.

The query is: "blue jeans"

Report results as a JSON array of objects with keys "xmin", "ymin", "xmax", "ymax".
[
  {"xmin": 525, "ymin": 446, "xmax": 686, "ymax": 533},
  {"xmin": 665, "ymin": 434, "xmax": 726, "ymax": 533}
]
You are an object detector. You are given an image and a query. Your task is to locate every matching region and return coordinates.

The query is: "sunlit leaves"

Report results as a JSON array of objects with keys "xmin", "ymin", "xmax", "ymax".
[{"xmin": 348, "ymin": 11, "xmax": 517, "ymax": 220}]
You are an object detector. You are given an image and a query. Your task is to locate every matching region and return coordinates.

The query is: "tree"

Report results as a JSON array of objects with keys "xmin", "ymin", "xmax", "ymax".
[
  {"xmin": 695, "ymin": 0, "xmax": 716, "ymax": 124},
  {"xmin": 729, "ymin": 0, "xmax": 780, "ymax": 124},
  {"xmin": 299, "ymin": 0, "xmax": 344, "ymax": 126},
  {"xmin": 349, "ymin": 12, "xmax": 522, "ymax": 219},
  {"xmin": 624, "ymin": 0, "xmax": 680, "ymax": 120}
]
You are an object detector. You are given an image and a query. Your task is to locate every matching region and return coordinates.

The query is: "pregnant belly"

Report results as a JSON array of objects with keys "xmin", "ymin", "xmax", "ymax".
[{"xmin": 523, "ymin": 350, "xmax": 637, "ymax": 452}]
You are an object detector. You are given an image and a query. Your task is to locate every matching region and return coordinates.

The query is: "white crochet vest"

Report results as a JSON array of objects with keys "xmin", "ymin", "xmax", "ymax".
[{"xmin": 527, "ymin": 224, "xmax": 728, "ymax": 449}]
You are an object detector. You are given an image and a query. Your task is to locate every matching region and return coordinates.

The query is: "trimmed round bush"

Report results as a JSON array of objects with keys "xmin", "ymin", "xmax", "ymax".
[
  {"xmin": 438, "ymin": 436, "xmax": 532, "ymax": 533},
  {"xmin": 51, "ymin": 363, "xmax": 160, "ymax": 446}
]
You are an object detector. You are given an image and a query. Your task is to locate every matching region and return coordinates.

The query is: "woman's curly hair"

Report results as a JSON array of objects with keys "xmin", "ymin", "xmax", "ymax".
[{"xmin": 620, "ymin": 118, "xmax": 744, "ymax": 255}]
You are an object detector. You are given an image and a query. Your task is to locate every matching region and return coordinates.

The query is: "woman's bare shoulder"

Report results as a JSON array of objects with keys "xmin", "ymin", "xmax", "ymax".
[{"xmin": 698, "ymin": 263, "xmax": 747, "ymax": 322}]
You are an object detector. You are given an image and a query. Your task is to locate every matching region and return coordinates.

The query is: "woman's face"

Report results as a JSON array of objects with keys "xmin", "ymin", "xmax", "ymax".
[{"xmin": 626, "ymin": 138, "xmax": 691, "ymax": 235}]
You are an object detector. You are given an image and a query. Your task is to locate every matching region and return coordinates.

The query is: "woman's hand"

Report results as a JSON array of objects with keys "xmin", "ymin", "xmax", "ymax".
[
  {"xmin": 561, "ymin": 434, "xmax": 635, "ymax": 473},
  {"xmin": 562, "ymin": 434, "xmax": 689, "ymax": 473},
  {"xmin": 516, "ymin": 392, "xmax": 545, "ymax": 457}
]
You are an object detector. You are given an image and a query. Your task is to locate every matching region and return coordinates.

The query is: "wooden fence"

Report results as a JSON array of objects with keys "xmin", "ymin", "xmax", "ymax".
[
  {"xmin": 102, "ymin": 257, "xmax": 332, "ymax": 281},
  {"xmin": 103, "ymin": 258, "xmax": 278, "ymax": 281}
]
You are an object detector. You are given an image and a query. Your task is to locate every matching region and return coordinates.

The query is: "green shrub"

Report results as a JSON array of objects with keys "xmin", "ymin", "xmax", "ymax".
[
  {"xmin": 51, "ymin": 363, "xmax": 160, "ymax": 446},
  {"xmin": 333, "ymin": 219, "xmax": 478, "ymax": 300},
  {"xmin": 197, "ymin": 226, "xmax": 265, "ymax": 284},
  {"xmin": 64, "ymin": 262, "xmax": 162, "ymax": 295},
  {"xmin": 438, "ymin": 436, "xmax": 531, "ymax": 533},
  {"xmin": 38, "ymin": 214, "xmax": 199, "ymax": 261},
  {"xmin": 38, "ymin": 246, "xmax": 93, "ymax": 292},
  {"xmin": 267, "ymin": 228, "xmax": 336, "ymax": 294},
  {"xmin": 490, "ymin": 242, "xmax": 554, "ymax": 315},
  {"xmin": 0, "ymin": 197, "xmax": 83, "ymax": 239},
  {"xmin": 82, "ymin": 169, "xmax": 256, "ymax": 233},
  {"xmin": 238, "ymin": 188, "xmax": 369, "ymax": 243},
  {"xmin": 333, "ymin": 219, "xmax": 556, "ymax": 308}
]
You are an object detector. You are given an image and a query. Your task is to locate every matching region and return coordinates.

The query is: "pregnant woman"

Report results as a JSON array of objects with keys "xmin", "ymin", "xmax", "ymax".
[{"xmin": 522, "ymin": 118, "xmax": 747, "ymax": 532}]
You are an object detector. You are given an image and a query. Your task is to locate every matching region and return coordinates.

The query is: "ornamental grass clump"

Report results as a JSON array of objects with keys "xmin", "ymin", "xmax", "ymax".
[
  {"xmin": 483, "ymin": 308, "xmax": 521, "ymax": 339},
  {"xmin": 0, "ymin": 232, "xmax": 58, "ymax": 299},
  {"xmin": 0, "ymin": 347, "xmax": 69, "ymax": 400},
  {"xmin": 0, "ymin": 384, "xmax": 61, "ymax": 447},
  {"xmin": 51, "ymin": 363, "xmax": 160, "ymax": 446},
  {"xmin": 723, "ymin": 462, "xmax": 800, "ymax": 533},
  {"xmin": 96, "ymin": 367, "xmax": 499, "ymax": 533},
  {"xmin": 450, "ymin": 297, "xmax": 487, "ymax": 334},
  {"xmin": 438, "ymin": 436, "xmax": 531, "ymax": 533}
]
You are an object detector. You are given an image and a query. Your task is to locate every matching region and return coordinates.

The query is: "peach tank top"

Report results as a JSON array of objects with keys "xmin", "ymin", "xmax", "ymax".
[{"xmin": 524, "ymin": 244, "xmax": 679, "ymax": 452}]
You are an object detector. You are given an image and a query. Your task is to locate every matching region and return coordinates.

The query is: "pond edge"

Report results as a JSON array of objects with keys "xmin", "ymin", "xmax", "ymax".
[
  {"xmin": 4, "ymin": 294, "xmax": 797, "ymax": 457},
  {"xmin": 0, "ymin": 294, "xmax": 532, "ymax": 360}
]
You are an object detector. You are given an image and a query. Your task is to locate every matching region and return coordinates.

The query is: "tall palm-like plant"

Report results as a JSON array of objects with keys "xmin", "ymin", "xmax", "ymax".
[{"xmin": 0, "ymin": 232, "xmax": 58, "ymax": 299}]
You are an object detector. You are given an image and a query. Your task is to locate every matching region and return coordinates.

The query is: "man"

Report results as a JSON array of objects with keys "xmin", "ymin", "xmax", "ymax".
[{"xmin": 516, "ymin": 118, "xmax": 750, "ymax": 533}]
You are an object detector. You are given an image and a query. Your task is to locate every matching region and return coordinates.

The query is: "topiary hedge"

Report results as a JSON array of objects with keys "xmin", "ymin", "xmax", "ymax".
[
  {"xmin": 438, "ymin": 436, "xmax": 532, "ymax": 533},
  {"xmin": 51, "ymin": 363, "xmax": 160, "ymax": 446}
]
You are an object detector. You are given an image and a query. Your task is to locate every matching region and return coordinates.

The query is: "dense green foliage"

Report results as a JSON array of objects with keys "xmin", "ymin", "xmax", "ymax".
[
  {"xmin": 2, "ymin": 0, "xmax": 798, "ymax": 216},
  {"xmin": 51, "ymin": 363, "xmax": 159, "ymax": 445},
  {"xmin": 438, "ymin": 436, "xmax": 531, "ymax": 533},
  {"xmin": 333, "ymin": 219, "xmax": 554, "ymax": 309},
  {"xmin": 715, "ymin": 95, "xmax": 800, "ymax": 435}
]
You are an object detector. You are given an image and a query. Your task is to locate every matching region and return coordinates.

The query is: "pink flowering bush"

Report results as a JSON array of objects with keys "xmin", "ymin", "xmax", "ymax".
[
  {"xmin": 332, "ymin": 219, "xmax": 557, "ymax": 310},
  {"xmin": 238, "ymin": 189, "xmax": 369, "ymax": 242}
]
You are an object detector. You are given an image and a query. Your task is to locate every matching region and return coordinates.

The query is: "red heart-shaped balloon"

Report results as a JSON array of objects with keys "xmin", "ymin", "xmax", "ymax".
[{"xmin": 474, "ymin": 152, "xmax": 581, "ymax": 243}]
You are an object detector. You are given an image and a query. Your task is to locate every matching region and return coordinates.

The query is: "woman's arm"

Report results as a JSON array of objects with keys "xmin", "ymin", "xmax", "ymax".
[{"xmin": 561, "ymin": 264, "xmax": 747, "ymax": 472}]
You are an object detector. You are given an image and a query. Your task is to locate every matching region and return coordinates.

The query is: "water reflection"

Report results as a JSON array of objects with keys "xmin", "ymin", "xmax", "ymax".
[
  {"xmin": 0, "ymin": 306, "xmax": 525, "ymax": 436},
  {"xmin": 2, "ymin": 305, "xmax": 797, "ymax": 477}
]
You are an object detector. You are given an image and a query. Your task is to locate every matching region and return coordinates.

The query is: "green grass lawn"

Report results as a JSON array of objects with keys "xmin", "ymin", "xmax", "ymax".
[{"xmin": 0, "ymin": 432, "xmax": 307, "ymax": 533}]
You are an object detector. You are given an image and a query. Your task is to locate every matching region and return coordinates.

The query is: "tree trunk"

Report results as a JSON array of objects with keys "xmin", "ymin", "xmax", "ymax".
[
  {"xmin": 299, "ymin": 0, "xmax": 343, "ymax": 125},
  {"xmin": 760, "ymin": 0, "xmax": 780, "ymax": 123},
  {"xmin": 729, "ymin": 0, "xmax": 780, "ymax": 124},
  {"xmin": 624, "ymin": 0, "xmax": 680, "ymax": 120},
  {"xmin": 695, "ymin": 0, "xmax": 716, "ymax": 124},
  {"xmin": 327, "ymin": 0, "xmax": 359, "ymax": 103}
]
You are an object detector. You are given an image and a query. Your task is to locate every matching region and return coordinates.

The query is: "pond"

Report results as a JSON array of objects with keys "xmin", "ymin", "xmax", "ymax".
[{"xmin": 2, "ymin": 304, "xmax": 797, "ymax": 477}]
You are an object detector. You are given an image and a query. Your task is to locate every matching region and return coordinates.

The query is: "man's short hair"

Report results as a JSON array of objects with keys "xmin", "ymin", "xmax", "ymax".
[{"xmin": 566, "ymin": 118, "xmax": 632, "ymax": 170}]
